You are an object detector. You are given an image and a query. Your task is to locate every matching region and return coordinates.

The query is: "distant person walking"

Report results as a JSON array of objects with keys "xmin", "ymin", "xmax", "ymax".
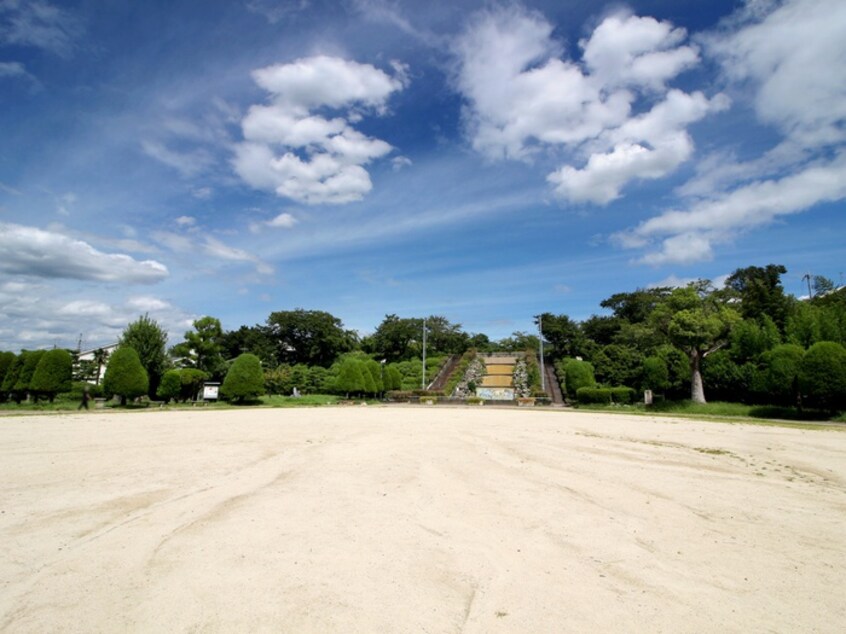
[{"xmin": 78, "ymin": 387, "xmax": 90, "ymax": 410}]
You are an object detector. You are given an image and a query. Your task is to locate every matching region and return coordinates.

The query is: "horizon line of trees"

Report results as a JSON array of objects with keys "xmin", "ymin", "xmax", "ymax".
[{"xmin": 1, "ymin": 266, "xmax": 844, "ymax": 410}]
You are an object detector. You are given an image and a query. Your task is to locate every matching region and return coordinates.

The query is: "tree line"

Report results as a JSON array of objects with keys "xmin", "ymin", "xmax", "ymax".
[{"xmin": 1, "ymin": 265, "xmax": 844, "ymax": 411}]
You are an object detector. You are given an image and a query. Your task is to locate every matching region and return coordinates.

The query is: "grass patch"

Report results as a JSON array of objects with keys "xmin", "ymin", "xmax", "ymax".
[
  {"xmin": 259, "ymin": 394, "xmax": 340, "ymax": 407},
  {"xmin": 574, "ymin": 400, "xmax": 845, "ymax": 429}
]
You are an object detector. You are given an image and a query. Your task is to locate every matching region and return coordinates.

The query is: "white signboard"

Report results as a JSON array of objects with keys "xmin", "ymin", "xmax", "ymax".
[{"xmin": 203, "ymin": 384, "xmax": 220, "ymax": 400}]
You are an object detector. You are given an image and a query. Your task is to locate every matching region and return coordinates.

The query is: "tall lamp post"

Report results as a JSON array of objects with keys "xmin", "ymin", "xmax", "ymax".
[
  {"xmin": 421, "ymin": 317, "xmax": 427, "ymax": 390},
  {"xmin": 538, "ymin": 314, "xmax": 546, "ymax": 392}
]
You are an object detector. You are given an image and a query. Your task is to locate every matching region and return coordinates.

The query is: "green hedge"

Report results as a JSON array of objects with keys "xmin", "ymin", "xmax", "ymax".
[{"xmin": 576, "ymin": 386, "xmax": 636, "ymax": 405}]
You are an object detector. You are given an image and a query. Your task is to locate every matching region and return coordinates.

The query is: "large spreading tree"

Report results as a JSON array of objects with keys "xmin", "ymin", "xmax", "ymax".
[{"xmin": 266, "ymin": 309, "xmax": 356, "ymax": 367}]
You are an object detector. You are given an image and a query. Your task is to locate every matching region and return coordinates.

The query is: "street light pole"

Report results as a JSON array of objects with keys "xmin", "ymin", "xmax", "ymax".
[
  {"xmin": 538, "ymin": 314, "xmax": 545, "ymax": 392},
  {"xmin": 421, "ymin": 318, "xmax": 427, "ymax": 390}
]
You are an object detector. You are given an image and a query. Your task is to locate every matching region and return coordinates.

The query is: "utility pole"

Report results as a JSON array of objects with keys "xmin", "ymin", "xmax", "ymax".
[
  {"xmin": 802, "ymin": 273, "xmax": 813, "ymax": 299},
  {"xmin": 421, "ymin": 318, "xmax": 427, "ymax": 390},
  {"xmin": 538, "ymin": 314, "xmax": 545, "ymax": 392}
]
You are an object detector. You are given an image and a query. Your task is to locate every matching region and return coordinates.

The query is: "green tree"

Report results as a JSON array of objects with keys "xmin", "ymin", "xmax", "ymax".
[
  {"xmin": 221, "ymin": 354, "xmax": 264, "ymax": 403},
  {"xmin": 157, "ymin": 370, "xmax": 182, "ymax": 403},
  {"xmin": 180, "ymin": 369, "xmax": 209, "ymax": 401},
  {"xmin": 729, "ymin": 316, "xmax": 780, "ymax": 364},
  {"xmin": 171, "ymin": 316, "xmax": 226, "ymax": 379},
  {"xmin": 601, "ymin": 287, "xmax": 673, "ymax": 324},
  {"xmin": 0, "ymin": 351, "xmax": 16, "ymax": 401},
  {"xmin": 1, "ymin": 353, "xmax": 24, "ymax": 403},
  {"xmin": 121, "ymin": 314, "xmax": 168, "ymax": 398},
  {"xmin": 220, "ymin": 325, "xmax": 277, "ymax": 368},
  {"xmin": 103, "ymin": 347, "xmax": 149, "ymax": 406},
  {"xmin": 652, "ymin": 285, "xmax": 740, "ymax": 404},
  {"xmin": 592, "ymin": 344, "xmax": 644, "ymax": 388},
  {"xmin": 266, "ymin": 309, "xmax": 356, "ymax": 367},
  {"xmin": 384, "ymin": 365, "xmax": 403, "ymax": 391},
  {"xmin": 641, "ymin": 356, "xmax": 669, "ymax": 392},
  {"xmin": 15, "ymin": 350, "xmax": 45, "ymax": 401},
  {"xmin": 30, "ymin": 349, "xmax": 73, "ymax": 402},
  {"xmin": 812, "ymin": 275, "xmax": 835, "ymax": 296},
  {"xmin": 799, "ymin": 341, "xmax": 846, "ymax": 412},
  {"xmin": 334, "ymin": 357, "xmax": 365, "ymax": 397},
  {"xmin": 724, "ymin": 264, "xmax": 789, "ymax": 332},
  {"xmin": 537, "ymin": 313, "xmax": 584, "ymax": 359},
  {"xmin": 758, "ymin": 344, "xmax": 805, "ymax": 407}
]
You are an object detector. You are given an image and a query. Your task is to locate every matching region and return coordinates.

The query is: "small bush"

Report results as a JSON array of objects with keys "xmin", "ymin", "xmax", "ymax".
[
  {"xmin": 466, "ymin": 396, "xmax": 484, "ymax": 405},
  {"xmin": 577, "ymin": 387, "xmax": 612, "ymax": 404},
  {"xmin": 559, "ymin": 358, "xmax": 596, "ymax": 400},
  {"xmin": 610, "ymin": 387, "xmax": 636, "ymax": 404},
  {"xmin": 799, "ymin": 341, "xmax": 846, "ymax": 411},
  {"xmin": 386, "ymin": 390, "xmax": 414, "ymax": 401},
  {"xmin": 413, "ymin": 389, "xmax": 445, "ymax": 397},
  {"xmin": 157, "ymin": 370, "xmax": 182, "ymax": 403}
]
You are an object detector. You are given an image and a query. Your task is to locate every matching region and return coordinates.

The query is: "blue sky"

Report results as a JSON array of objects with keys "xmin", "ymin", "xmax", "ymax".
[{"xmin": 1, "ymin": 0, "xmax": 845, "ymax": 351}]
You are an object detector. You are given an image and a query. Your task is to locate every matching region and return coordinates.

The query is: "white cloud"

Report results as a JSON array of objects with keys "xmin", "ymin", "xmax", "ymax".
[
  {"xmin": 0, "ymin": 222, "xmax": 168, "ymax": 283},
  {"xmin": 454, "ymin": 6, "xmax": 721, "ymax": 203},
  {"xmin": 126, "ymin": 296, "xmax": 172, "ymax": 312},
  {"xmin": 391, "ymin": 156, "xmax": 412, "ymax": 171},
  {"xmin": 175, "ymin": 215, "xmax": 196, "ymax": 227},
  {"xmin": 616, "ymin": 0, "xmax": 846, "ymax": 265},
  {"xmin": 245, "ymin": 0, "xmax": 310, "ymax": 24},
  {"xmin": 619, "ymin": 155, "xmax": 846, "ymax": 264},
  {"xmin": 706, "ymin": 0, "xmax": 846, "ymax": 149},
  {"xmin": 141, "ymin": 140, "xmax": 214, "ymax": 178},
  {"xmin": 233, "ymin": 55, "xmax": 406, "ymax": 205},
  {"xmin": 267, "ymin": 212, "xmax": 297, "ymax": 228},
  {"xmin": 0, "ymin": 0, "xmax": 82, "ymax": 57}
]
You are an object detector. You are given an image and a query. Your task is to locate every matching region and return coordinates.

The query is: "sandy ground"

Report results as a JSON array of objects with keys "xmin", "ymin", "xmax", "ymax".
[{"xmin": 1, "ymin": 407, "xmax": 845, "ymax": 633}]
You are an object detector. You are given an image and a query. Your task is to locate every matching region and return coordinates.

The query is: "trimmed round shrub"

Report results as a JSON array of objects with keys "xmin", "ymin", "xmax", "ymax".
[
  {"xmin": 221, "ymin": 353, "xmax": 264, "ymax": 403},
  {"xmin": 157, "ymin": 370, "xmax": 182, "ymax": 403},
  {"xmin": 799, "ymin": 341, "xmax": 846, "ymax": 411},
  {"xmin": 15, "ymin": 350, "xmax": 45, "ymax": 395},
  {"xmin": 30, "ymin": 349, "xmax": 73, "ymax": 402},
  {"xmin": 610, "ymin": 386, "xmax": 636, "ymax": 404},
  {"xmin": 103, "ymin": 347, "xmax": 149, "ymax": 405},
  {"xmin": 562, "ymin": 359, "xmax": 596, "ymax": 400}
]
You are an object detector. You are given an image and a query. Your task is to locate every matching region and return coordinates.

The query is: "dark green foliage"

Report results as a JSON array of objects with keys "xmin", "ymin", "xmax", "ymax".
[
  {"xmin": 121, "ymin": 314, "xmax": 168, "ymax": 397},
  {"xmin": 729, "ymin": 317, "xmax": 780, "ymax": 364},
  {"xmin": 641, "ymin": 356, "xmax": 669, "ymax": 392},
  {"xmin": 16, "ymin": 350, "xmax": 45, "ymax": 399},
  {"xmin": 758, "ymin": 344, "xmax": 804, "ymax": 406},
  {"xmin": 0, "ymin": 351, "xmax": 16, "ymax": 401},
  {"xmin": 558, "ymin": 358, "xmax": 596, "ymax": 399},
  {"xmin": 1, "ymin": 353, "xmax": 24, "ymax": 402},
  {"xmin": 577, "ymin": 387, "xmax": 612, "ymax": 404},
  {"xmin": 592, "ymin": 344, "xmax": 643, "ymax": 388},
  {"xmin": 220, "ymin": 325, "xmax": 277, "ymax": 368},
  {"xmin": 601, "ymin": 287, "xmax": 673, "ymax": 324},
  {"xmin": 30, "ymin": 349, "xmax": 73, "ymax": 401},
  {"xmin": 576, "ymin": 387, "xmax": 634, "ymax": 405},
  {"xmin": 537, "ymin": 313, "xmax": 584, "ymax": 358},
  {"xmin": 266, "ymin": 309, "xmax": 356, "ymax": 367},
  {"xmin": 366, "ymin": 314, "xmax": 469, "ymax": 361},
  {"xmin": 179, "ymin": 369, "xmax": 209, "ymax": 401},
  {"xmin": 157, "ymin": 370, "xmax": 182, "ymax": 403},
  {"xmin": 701, "ymin": 349, "xmax": 748, "ymax": 403},
  {"xmin": 799, "ymin": 342, "xmax": 846, "ymax": 411},
  {"xmin": 495, "ymin": 331, "xmax": 540, "ymax": 352},
  {"xmin": 724, "ymin": 264, "xmax": 789, "ymax": 331},
  {"xmin": 171, "ymin": 316, "xmax": 226, "ymax": 379},
  {"xmin": 103, "ymin": 347, "xmax": 149, "ymax": 405},
  {"xmin": 221, "ymin": 354, "xmax": 264, "ymax": 402}
]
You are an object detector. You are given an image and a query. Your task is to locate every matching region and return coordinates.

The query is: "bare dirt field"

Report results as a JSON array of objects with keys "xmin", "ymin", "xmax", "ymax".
[{"xmin": 1, "ymin": 407, "xmax": 844, "ymax": 633}]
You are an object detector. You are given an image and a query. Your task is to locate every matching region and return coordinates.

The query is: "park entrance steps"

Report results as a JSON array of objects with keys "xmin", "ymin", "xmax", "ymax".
[
  {"xmin": 427, "ymin": 354, "xmax": 460, "ymax": 391},
  {"xmin": 476, "ymin": 353, "xmax": 517, "ymax": 400},
  {"xmin": 543, "ymin": 363, "xmax": 565, "ymax": 405}
]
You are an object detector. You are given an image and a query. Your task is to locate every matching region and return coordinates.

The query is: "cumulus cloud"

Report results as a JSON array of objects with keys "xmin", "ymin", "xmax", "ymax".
[
  {"xmin": 617, "ymin": 0, "xmax": 846, "ymax": 265},
  {"xmin": 454, "ymin": 6, "xmax": 719, "ymax": 204},
  {"xmin": 0, "ymin": 222, "xmax": 168, "ymax": 283},
  {"xmin": 233, "ymin": 55, "xmax": 406, "ymax": 205}
]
